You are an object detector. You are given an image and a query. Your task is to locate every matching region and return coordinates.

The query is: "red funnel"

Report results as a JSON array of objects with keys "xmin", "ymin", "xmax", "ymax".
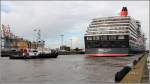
[{"xmin": 120, "ymin": 7, "xmax": 128, "ymax": 16}]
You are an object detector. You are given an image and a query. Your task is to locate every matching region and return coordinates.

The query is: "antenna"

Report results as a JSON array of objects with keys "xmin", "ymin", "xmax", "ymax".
[
  {"xmin": 37, "ymin": 29, "xmax": 41, "ymax": 42},
  {"xmin": 122, "ymin": 1, "xmax": 126, "ymax": 7},
  {"xmin": 70, "ymin": 38, "xmax": 72, "ymax": 49},
  {"xmin": 34, "ymin": 29, "xmax": 41, "ymax": 42}
]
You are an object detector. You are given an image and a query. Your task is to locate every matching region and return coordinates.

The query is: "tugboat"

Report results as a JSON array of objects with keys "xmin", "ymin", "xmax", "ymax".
[
  {"xmin": 84, "ymin": 7, "xmax": 146, "ymax": 57},
  {"xmin": 9, "ymin": 48, "xmax": 58, "ymax": 59}
]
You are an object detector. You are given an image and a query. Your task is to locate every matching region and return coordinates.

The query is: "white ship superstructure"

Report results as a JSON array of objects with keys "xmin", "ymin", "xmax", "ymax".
[{"xmin": 84, "ymin": 7, "xmax": 146, "ymax": 56}]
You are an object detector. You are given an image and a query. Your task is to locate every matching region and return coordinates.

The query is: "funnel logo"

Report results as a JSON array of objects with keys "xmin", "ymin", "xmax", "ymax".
[{"xmin": 120, "ymin": 7, "xmax": 128, "ymax": 16}]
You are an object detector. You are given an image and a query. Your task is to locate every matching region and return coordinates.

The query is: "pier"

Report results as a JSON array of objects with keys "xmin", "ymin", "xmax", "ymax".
[{"xmin": 120, "ymin": 52, "xmax": 149, "ymax": 83}]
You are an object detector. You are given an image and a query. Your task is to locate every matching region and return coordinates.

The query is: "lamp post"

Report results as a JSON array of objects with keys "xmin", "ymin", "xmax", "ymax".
[
  {"xmin": 33, "ymin": 29, "xmax": 41, "ymax": 49},
  {"xmin": 33, "ymin": 29, "xmax": 37, "ymax": 49},
  {"xmin": 70, "ymin": 38, "xmax": 72, "ymax": 50},
  {"xmin": 64, "ymin": 40, "xmax": 67, "ymax": 46},
  {"xmin": 33, "ymin": 29, "xmax": 37, "ymax": 42},
  {"xmin": 60, "ymin": 34, "xmax": 64, "ymax": 47}
]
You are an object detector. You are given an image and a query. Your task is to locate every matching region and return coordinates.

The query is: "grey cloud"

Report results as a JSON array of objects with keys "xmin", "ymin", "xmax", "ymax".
[{"xmin": 1, "ymin": 1, "xmax": 149, "ymax": 49}]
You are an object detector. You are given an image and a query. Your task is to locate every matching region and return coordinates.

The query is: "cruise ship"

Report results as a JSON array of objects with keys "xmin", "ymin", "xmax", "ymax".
[{"xmin": 84, "ymin": 7, "xmax": 146, "ymax": 56}]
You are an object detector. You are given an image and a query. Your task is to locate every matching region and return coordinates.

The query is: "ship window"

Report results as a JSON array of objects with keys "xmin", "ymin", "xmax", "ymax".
[
  {"xmin": 113, "ymin": 36, "xmax": 116, "ymax": 40},
  {"xmin": 93, "ymin": 36, "xmax": 96, "ymax": 40},
  {"xmin": 111, "ymin": 43, "xmax": 116, "ymax": 48},
  {"xmin": 102, "ymin": 36, "xmax": 107, "ymax": 40},
  {"xmin": 99, "ymin": 36, "xmax": 101, "ymax": 40},
  {"xmin": 95, "ymin": 36, "xmax": 99, "ymax": 40},
  {"xmin": 87, "ymin": 37, "xmax": 92, "ymax": 40},
  {"xmin": 95, "ymin": 41, "xmax": 99, "ymax": 48},
  {"xmin": 118, "ymin": 35, "xmax": 124, "ymax": 39},
  {"xmin": 108, "ymin": 36, "xmax": 116, "ymax": 40}
]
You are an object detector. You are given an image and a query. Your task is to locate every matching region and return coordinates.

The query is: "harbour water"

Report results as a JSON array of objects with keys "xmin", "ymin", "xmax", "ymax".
[{"xmin": 0, "ymin": 54, "xmax": 142, "ymax": 84}]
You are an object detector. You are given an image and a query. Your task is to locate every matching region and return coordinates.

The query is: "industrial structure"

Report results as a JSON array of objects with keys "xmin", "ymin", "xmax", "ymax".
[{"xmin": 0, "ymin": 24, "xmax": 45, "ymax": 52}]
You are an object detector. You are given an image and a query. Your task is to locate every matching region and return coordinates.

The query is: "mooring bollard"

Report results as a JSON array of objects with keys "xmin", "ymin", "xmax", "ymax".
[
  {"xmin": 133, "ymin": 60, "xmax": 138, "ymax": 66},
  {"xmin": 120, "ymin": 53, "xmax": 148, "ymax": 83},
  {"xmin": 115, "ymin": 66, "xmax": 131, "ymax": 82}
]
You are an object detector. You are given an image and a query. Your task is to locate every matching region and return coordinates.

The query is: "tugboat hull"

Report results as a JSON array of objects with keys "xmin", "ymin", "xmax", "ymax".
[{"xmin": 9, "ymin": 52, "xmax": 58, "ymax": 59}]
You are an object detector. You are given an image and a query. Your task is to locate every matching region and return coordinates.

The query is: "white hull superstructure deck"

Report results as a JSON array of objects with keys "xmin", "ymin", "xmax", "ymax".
[{"xmin": 84, "ymin": 7, "xmax": 146, "ymax": 56}]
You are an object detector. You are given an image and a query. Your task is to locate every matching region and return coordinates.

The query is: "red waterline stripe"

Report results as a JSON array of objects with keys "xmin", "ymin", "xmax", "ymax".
[{"xmin": 85, "ymin": 54, "xmax": 128, "ymax": 57}]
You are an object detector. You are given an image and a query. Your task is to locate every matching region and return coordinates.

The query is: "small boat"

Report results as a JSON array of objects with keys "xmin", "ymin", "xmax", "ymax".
[
  {"xmin": 1, "ymin": 49, "xmax": 19, "ymax": 57},
  {"xmin": 9, "ymin": 55, "xmax": 38, "ymax": 59},
  {"xmin": 38, "ymin": 50, "xmax": 58, "ymax": 58}
]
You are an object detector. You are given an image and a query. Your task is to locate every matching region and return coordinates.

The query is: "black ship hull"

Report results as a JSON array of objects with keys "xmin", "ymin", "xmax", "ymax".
[
  {"xmin": 84, "ymin": 35, "xmax": 145, "ymax": 57},
  {"xmin": 85, "ymin": 48, "xmax": 129, "ymax": 56}
]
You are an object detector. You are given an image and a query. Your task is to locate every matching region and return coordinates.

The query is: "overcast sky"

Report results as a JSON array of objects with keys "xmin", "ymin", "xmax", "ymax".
[{"xmin": 1, "ymin": 1, "xmax": 149, "ymax": 49}]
